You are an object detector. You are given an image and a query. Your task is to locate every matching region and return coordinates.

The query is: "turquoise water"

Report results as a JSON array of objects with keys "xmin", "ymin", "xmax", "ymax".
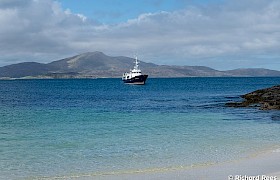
[{"xmin": 1, "ymin": 78, "xmax": 280, "ymax": 179}]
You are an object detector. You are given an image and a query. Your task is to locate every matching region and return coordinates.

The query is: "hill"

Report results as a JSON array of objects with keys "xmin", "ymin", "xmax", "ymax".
[
  {"xmin": 0, "ymin": 51, "xmax": 280, "ymax": 78},
  {"xmin": 225, "ymin": 68, "xmax": 280, "ymax": 77},
  {"xmin": 0, "ymin": 62, "xmax": 51, "ymax": 78}
]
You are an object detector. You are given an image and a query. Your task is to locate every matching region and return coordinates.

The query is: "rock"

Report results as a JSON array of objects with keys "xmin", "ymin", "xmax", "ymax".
[{"xmin": 226, "ymin": 85, "xmax": 280, "ymax": 110}]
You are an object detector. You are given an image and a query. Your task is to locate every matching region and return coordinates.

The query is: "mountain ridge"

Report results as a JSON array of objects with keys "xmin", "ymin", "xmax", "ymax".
[{"xmin": 0, "ymin": 51, "xmax": 280, "ymax": 78}]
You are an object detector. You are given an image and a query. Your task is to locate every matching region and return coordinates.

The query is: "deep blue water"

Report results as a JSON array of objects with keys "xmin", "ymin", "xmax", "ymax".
[{"xmin": 0, "ymin": 77, "xmax": 280, "ymax": 179}]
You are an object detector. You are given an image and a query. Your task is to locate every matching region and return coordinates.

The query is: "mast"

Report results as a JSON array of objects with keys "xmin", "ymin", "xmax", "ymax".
[{"xmin": 134, "ymin": 56, "xmax": 140, "ymax": 70}]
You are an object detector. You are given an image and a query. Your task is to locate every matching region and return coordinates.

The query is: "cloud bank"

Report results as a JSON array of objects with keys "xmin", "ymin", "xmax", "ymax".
[{"xmin": 0, "ymin": 0, "xmax": 279, "ymax": 69}]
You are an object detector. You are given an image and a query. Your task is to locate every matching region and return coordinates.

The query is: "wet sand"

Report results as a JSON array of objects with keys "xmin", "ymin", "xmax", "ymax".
[{"xmin": 93, "ymin": 148, "xmax": 280, "ymax": 180}]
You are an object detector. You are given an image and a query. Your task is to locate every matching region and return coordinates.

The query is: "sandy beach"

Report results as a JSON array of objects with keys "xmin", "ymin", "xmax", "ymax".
[{"xmin": 66, "ymin": 147, "xmax": 280, "ymax": 180}]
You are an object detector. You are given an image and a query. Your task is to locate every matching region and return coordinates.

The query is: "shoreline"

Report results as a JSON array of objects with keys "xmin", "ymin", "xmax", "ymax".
[
  {"xmin": 34, "ymin": 146, "xmax": 280, "ymax": 180},
  {"xmin": 98, "ymin": 147, "xmax": 280, "ymax": 180},
  {"xmin": 1, "ymin": 76, "xmax": 280, "ymax": 81}
]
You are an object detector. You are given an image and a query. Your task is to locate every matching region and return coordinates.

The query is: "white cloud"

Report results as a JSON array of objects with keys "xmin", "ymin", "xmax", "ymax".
[
  {"xmin": 0, "ymin": 0, "xmax": 104, "ymax": 65},
  {"xmin": 0, "ymin": 0, "xmax": 31, "ymax": 8},
  {"xmin": 0, "ymin": 0, "xmax": 279, "ymax": 70}
]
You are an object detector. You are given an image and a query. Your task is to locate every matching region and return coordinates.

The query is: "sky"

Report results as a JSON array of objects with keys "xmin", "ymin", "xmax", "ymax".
[{"xmin": 0, "ymin": 0, "xmax": 279, "ymax": 70}]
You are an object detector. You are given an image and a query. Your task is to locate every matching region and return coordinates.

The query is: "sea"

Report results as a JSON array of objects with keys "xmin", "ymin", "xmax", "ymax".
[{"xmin": 1, "ymin": 77, "xmax": 280, "ymax": 179}]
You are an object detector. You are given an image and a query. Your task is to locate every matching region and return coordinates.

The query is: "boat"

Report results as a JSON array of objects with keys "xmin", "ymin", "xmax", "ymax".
[{"xmin": 122, "ymin": 56, "xmax": 148, "ymax": 85}]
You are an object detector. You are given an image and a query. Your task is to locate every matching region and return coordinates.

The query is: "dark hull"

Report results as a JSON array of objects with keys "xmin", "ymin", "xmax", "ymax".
[{"xmin": 123, "ymin": 75, "xmax": 148, "ymax": 85}]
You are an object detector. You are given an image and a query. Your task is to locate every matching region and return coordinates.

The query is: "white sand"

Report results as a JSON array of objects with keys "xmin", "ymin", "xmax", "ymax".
[
  {"xmin": 39, "ymin": 148, "xmax": 280, "ymax": 180},
  {"xmin": 93, "ymin": 148, "xmax": 280, "ymax": 180}
]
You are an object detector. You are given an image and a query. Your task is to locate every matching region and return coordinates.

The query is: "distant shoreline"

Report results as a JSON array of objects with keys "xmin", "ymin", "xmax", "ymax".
[
  {"xmin": 1, "ymin": 52, "xmax": 280, "ymax": 78},
  {"xmin": 1, "ymin": 76, "xmax": 280, "ymax": 80}
]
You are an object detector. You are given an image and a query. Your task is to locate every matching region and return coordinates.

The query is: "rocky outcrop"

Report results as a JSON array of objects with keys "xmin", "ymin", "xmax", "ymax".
[{"xmin": 226, "ymin": 85, "xmax": 280, "ymax": 110}]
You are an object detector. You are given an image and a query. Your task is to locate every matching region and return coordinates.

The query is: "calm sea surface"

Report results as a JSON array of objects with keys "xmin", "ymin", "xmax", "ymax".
[{"xmin": 1, "ymin": 77, "xmax": 280, "ymax": 179}]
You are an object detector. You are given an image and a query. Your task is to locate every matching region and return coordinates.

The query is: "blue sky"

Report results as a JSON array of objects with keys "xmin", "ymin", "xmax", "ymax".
[
  {"xmin": 58, "ymin": 0, "xmax": 182, "ymax": 23},
  {"xmin": 0, "ymin": 0, "xmax": 279, "ymax": 70},
  {"xmin": 57, "ymin": 0, "xmax": 222, "ymax": 24}
]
